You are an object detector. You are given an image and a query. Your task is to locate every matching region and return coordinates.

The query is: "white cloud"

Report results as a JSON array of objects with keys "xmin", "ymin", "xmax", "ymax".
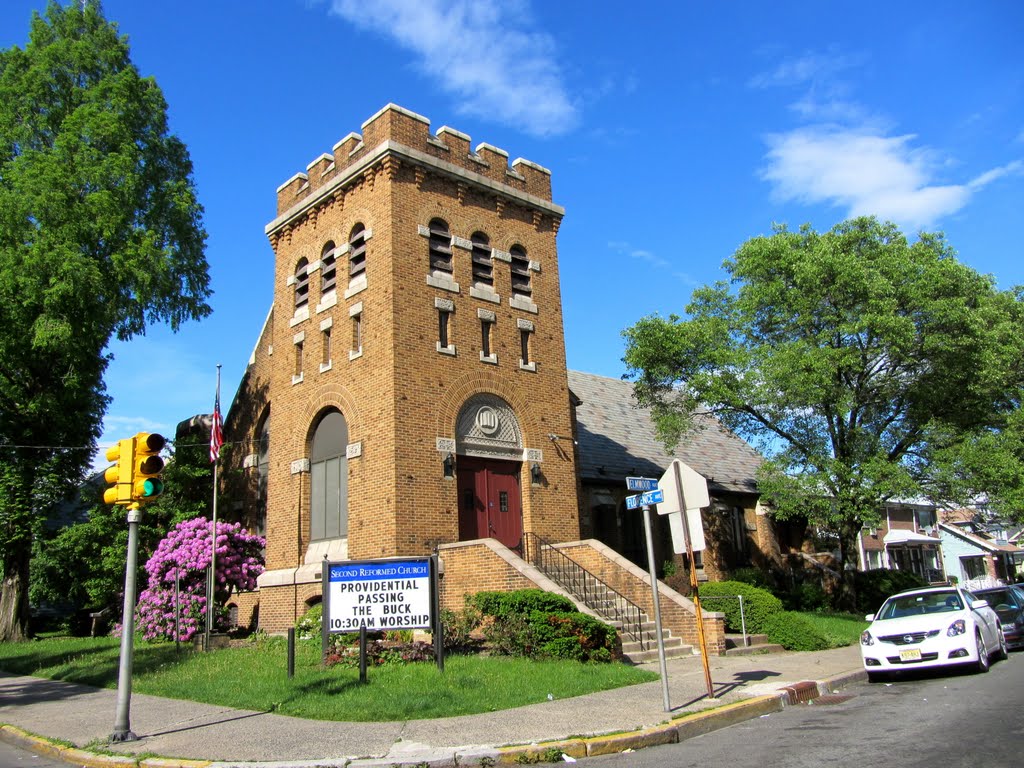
[
  {"xmin": 761, "ymin": 127, "xmax": 1020, "ymax": 229},
  {"xmin": 327, "ymin": 0, "xmax": 578, "ymax": 137},
  {"xmin": 608, "ymin": 241, "xmax": 696, "ymax": 285}
]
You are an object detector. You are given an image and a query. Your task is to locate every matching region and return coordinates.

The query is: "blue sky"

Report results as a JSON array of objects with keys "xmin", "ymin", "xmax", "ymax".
[{"xmin": 2, "ymin": 1, "xmax": 1022, "ymax": 468}]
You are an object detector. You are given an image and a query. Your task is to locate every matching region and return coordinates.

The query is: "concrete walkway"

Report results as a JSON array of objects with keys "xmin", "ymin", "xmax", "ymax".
[{"xmin": 0, "ymin": 645, "xmax": 866, "ymax": 767}]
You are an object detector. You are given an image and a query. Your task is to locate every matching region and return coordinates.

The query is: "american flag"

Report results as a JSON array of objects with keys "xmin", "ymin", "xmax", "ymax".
[{"xmin": 209, "ymin": 388, "xmax": 224, "ymax": 463}]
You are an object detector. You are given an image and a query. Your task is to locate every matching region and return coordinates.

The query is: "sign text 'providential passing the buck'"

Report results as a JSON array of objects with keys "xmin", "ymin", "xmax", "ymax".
[{"xmin": 324, "ymin": 559, "xmax": 433, "ymax": 632}]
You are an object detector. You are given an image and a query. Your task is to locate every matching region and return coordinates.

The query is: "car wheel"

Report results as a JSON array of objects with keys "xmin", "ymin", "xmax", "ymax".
[
  {"xmin": 996, "ymin": 629, "xmax": 1009, "ymax": 661},
  {"xmin": 866, "ymin": 670, "xmax": 888, "ymax": 684},
  {"xmin": 975, "ymin": 631, "xmax": 990, "ymax": 673}
]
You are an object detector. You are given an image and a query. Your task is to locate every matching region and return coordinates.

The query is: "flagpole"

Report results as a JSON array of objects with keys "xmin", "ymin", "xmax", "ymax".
[{"xmin": 206, "ymin": 364, "xmax": 222, "ymax": 650}]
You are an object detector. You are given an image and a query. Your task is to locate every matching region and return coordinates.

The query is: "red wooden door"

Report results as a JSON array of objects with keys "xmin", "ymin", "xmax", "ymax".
[{"xmin": 457, "ymin": 458, "xmax": 523, "ymax": 549}]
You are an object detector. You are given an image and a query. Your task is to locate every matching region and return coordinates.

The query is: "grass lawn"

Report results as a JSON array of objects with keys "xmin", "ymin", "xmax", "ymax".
[
  {"xmin": 798, "ymin": 612, "xmax": 869, "ymax": 647},
  {"xmin": 0, "ymin": 635, "xmax": 657, "ymax": 721}
]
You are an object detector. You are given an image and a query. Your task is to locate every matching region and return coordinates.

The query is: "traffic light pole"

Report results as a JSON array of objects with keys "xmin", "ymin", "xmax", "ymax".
[{"xmin": 111, "ymin": 505, "xmax": 141, "ymax": 742}]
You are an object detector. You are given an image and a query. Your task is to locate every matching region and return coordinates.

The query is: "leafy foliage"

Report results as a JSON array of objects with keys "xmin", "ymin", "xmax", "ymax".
[
  {"xmin": 623, "ymin": 218, "xmax": 1024, "ymax": 606},
  {"xmin": 468, "ymin": 588, "xmax": 576, "ymax": 619},
  {"xmin": 469, "ymin": 590, "xmax": 619, "ymax": 663},
  {"xmin": 697, "ymin": 581, "xmax": 783, "ymax": 633},
  {"xmin": 853, "ymin": 568, "xmax": 929, "ymax": 615},
  {"xmin": 0, "ymin": 0, "xmax": 210, "ymax": 640},
  {"xmin": 30, "ymin": 438, "xmax": 216, "ymax": 621},
  {"xmin": 762, "ymin": 611, "xmax": 835, "ymax": 651},
  {"xmin": 134, "ymin": 517, "xmax": 264, "ymax": 641}
]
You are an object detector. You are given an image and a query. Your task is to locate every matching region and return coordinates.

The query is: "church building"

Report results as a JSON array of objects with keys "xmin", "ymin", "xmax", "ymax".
[{"xmin": 223, "ymin": 105, "xmax": 786, "ymax": 650}]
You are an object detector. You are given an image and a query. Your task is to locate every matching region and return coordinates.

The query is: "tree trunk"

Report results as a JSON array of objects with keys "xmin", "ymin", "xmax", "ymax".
[
  {"xmin": 835, "ymin": 520, "xmax": 862, "ymax": 613},
  {"xmin": 0, "ymin": 550, "xmax": 30, "ymax": 642}
]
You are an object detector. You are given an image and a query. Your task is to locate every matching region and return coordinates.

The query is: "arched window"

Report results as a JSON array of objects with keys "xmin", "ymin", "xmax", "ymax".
[
  {"xmin": 428, "ymin": 219, "xmax": 452, "ymax": 273},
  {"xmin": 510, "ymin": 245, "xmax": 531, "ymax": 298},
  {"xmin": 320, "ymin": 241, "xmax": 337, "ymax": 294},
  {"xmin": 254, "ymin": 410, "xmax": 270, "ymax": 539},
  {"xmin": 294, "ymin": 258, "xmax": 309, "ymax": 308},
  {"xmin": 471, "ymin": 232, "xmax": 492, "ymax": 287},
  {"xmin": 349, "ymin": 224, "xmax": 366, "ymax": 281},
  {"xmin": 310, "ymin": 410, "xmax": 348, "ymax": 541}
]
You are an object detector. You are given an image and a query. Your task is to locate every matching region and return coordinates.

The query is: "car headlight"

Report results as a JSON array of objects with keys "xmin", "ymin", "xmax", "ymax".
[
  {"xmin": 947, "ymin": 619, "xmax": 966, "ymax": 637},
  {"xmin": 861, "ymin": 630, "xmax": 874, "ymax": 646}
]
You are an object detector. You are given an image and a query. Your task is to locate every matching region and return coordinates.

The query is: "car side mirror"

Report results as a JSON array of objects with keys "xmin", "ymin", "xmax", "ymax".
[
  {"xmin": 970, "ymin": 599, "xmax": 989, "ymax": 609},
  {"xmin": 865, "ymin": 613, "xmax": 875, "ymax": 621}
]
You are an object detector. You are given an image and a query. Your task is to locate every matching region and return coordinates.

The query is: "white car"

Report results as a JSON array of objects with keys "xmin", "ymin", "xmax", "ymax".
[{"xmin": 860, "ymin": 586, "xmax": 1007, "ymax": 682}]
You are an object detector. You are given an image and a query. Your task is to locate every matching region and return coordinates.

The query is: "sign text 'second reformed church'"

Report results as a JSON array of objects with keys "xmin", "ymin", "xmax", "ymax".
[{"xmin": 325, "ymin": 559, "xmax": 433, "ymax": 632}]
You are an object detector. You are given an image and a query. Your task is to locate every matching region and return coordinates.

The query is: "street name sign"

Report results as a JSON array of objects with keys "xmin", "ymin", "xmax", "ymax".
[
  {"xmin": 626, "ymin": 476, "xmax": 659, "ymax": 492},
  {"xmin": 625, "ymin": 489, "xmax": 664, "ymax": 509}
]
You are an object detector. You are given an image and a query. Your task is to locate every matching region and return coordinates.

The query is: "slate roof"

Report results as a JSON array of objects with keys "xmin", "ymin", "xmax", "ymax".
[{"xmin": 568, "ymin": 371, "xmax": 763, "ymax": 495}]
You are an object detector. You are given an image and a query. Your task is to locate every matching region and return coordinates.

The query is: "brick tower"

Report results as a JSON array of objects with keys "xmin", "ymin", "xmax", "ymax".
[{"xmin": 228, "ymin": 105, "xmax": 580, "ymax": 631}]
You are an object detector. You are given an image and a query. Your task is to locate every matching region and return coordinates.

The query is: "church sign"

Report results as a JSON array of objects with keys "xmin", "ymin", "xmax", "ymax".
[{"xmin": 322, "ymin": 558, "xmax": 434, "ymax": 633}]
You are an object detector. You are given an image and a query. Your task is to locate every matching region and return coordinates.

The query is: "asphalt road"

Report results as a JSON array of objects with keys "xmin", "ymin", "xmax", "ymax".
[
  {"xmin": 590, "ymin": 652, "xmax": 1024, "ymax": 768},
  {"xmin": 0, "ymin": 740, "xmax": 65, "ymax": 768}
]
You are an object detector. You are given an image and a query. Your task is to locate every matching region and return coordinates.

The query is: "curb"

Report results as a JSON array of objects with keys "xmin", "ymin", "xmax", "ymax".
[{"xmin": 1, "ymin": 669, "xmax": 867, "ymax": 768}]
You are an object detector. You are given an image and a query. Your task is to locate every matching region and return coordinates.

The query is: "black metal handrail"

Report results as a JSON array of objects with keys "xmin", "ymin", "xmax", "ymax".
[{"xmin": 522, "ymin": 532, "xmax": 647, "ymax": 650}]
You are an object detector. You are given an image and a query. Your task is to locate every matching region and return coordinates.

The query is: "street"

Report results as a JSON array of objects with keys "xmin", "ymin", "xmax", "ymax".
[
  {"xmin": 590, "ymin": 654, "xmax": 1024, "ymax": 767},
  {"xmin": 0, "ymin": 740, "xmax": 64, "ymax": 768}
]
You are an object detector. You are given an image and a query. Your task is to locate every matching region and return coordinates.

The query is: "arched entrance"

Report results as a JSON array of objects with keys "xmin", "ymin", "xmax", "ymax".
[{"xmin": 455, "ymin": 394, "xmax": 524, "ymax": 550}]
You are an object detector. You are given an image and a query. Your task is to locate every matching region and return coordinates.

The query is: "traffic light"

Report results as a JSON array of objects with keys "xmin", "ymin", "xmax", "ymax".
[
  {"xmin": 131, "ymin": 432, "xmax": 165, "ymax": 503},
  {"xmin": 103, "ymin": 438, "xmax": 135, "ymax": 505}
]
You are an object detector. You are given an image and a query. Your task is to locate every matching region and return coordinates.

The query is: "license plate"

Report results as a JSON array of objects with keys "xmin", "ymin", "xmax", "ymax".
[{"xmin": 899, "ymin": 648, "xmax": 922, "ymax": 662}]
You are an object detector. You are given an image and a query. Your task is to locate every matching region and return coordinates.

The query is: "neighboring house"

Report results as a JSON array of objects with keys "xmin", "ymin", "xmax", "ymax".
[
  {"xmin": 569, "ymin": 371, "xmax": 793, "ymax": 582},
  {"xmin": 939, "ymin": 508, "xmax": 1023, "ymax": 589},
  {"xmin": 858, "ymin": 501, "xmax": 945, "ymax": 583}
]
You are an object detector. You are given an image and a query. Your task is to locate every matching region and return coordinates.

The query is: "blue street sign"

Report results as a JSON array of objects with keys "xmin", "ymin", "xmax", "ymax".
[
  {"xmin": 625, "ymin": 489, "xmax": 664, "ymax": 509},
  {"xmin": 626, "ymin": 476, "xmax": 659, "ymax": 492}
]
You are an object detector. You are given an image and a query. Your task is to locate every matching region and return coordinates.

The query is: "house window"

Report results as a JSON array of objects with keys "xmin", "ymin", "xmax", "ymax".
[
  {"xmin": 349, "ymin": 224, "xmax": 366, "ymax": 280},
  {"xmin": 321, "ymin": 326, "xmax": 331, "ymax": 366},
  {"xmin": 510, "ymin": 245, "xmax": 531, "ymax": 297},
  {"xmin": 439, "ymin": 308, "xmax": 451, "ymax": 348},
  {"xmin": 471, "ymin": 232, "xmax": 493, "ymax": 287},
  {"xmin": 293, "ymin": 339, "xmax": 304, "ymax": 381},
  {"xmin": 310, "ymin": 410, "xmax": 349, "ymax": 541},
  {"xmin": 320, "ymin": 241, "xmax": 337, "ymax": 294},
  {"xmin": 429, "ymin": 219, "xmax": 452, "ymax": 273},
  {"xmin": 294, "ymin": 258, "xmax": 309, "ymax": 309},
  {"xmin": 350, "ymin": 311, "xmax": 362, "ymax": 357},
  {"xmin": 479, "ymin": 309, "xmax": 496, "ymax": 363},
  {"xmin": 517, "ymin": 318, "xmax": 535, "ymax": 371}
]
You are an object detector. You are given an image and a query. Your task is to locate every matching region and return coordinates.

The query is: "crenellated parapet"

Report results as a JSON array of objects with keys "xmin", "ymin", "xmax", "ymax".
[{"xmin": 269, "ymin": 104, "xmax": 560, "ymax": 238}]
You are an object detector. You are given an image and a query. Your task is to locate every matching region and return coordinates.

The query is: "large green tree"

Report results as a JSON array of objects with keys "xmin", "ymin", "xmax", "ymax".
[
  {"xmin": 622, "ymin": 217, "xmax": 1023, "ymax": 605},
  {"xmin": 0, "ymin": 1, "xmax": 210, "ymax": 641}
]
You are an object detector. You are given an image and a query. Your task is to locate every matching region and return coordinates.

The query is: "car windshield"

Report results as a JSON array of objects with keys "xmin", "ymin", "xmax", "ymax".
[{"xmin": 878, "ymin": 591, "xmax": 962, "ymax": 619}]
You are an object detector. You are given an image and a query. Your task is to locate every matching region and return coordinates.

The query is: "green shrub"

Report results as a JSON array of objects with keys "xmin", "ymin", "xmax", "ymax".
[
  {"xmin": 697, "ymin": 581, "xmax": 783, "ymax": 633},
  {"xmin": 440, "ymin": 607, "xmax": 483, "ymax": 654},
  {"xmin": 788, "ymin": 581, "xmax": 830, "ymax": 612},
  {"xmin": 476, "ymin": 594, "xmax": 619, "ymax": 663},
  {"xmin": 854, "ymin": 569, "xmax": 929, "ymax": 615},
  {"xmin": 730, "ymin": 567, "xmax": 773, "ymax": 590},
  {"xmin": 295, "ymin": 603, "xmax": 322, "ymax": 640},
  {"xmin": 470, "ymin": 589, "xmax": 576, "ymax": 619},
  {"xmin": 762, "ymin": 611, "xmax": 834, "ymax": 651}
]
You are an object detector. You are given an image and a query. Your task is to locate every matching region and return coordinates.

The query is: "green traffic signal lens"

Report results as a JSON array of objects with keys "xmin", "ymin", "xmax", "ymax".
[{"xmin": 141, "ymin": 478, "xmax": 164, "ymax": 497}]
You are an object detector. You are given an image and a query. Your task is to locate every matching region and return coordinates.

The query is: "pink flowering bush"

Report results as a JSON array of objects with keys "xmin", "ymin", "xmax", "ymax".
[{"xmin": 135, "ymin": 517, "xmax": 265, "ymax": 641}]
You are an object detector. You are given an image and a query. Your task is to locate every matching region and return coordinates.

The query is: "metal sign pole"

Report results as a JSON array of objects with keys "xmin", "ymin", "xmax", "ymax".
[
  {"xmin": 642, "ymin": 505, "xmax": 671, "ymax": 712},
  {"xmin": 673, "ymin": 461, "xmax": 715, "ymax": 699},
  {"xmin": 111, "ymin": 505, "xmax": 141, "ymax": 742}
]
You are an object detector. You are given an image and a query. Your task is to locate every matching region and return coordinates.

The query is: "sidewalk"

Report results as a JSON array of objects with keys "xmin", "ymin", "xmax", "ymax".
[{"xmin": 0, "ymin": 645, "xmax": 865, "ymax": 767}]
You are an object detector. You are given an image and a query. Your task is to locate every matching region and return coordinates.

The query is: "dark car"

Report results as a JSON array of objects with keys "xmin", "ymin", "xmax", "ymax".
[{"xmin": 973, "ymin": 586, "xmax": 1024, "ymax": 651}]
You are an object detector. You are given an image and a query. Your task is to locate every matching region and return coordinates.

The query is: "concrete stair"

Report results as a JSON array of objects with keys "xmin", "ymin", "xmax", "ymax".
[
  {"xmin": 540, "ymin": 562, "xmax": 693, "ymax": 664},
  {"xmin": 723, "ymin": 632, "xmax": 785, "ymax": 656}
]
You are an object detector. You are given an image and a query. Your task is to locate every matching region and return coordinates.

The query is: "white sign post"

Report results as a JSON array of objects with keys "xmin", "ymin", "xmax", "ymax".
[
  {"xmin": 324, "ymin": 559, "xmax": 433, "ymax": 632},
  {"xmin": 657, "ymin": 459, "xmax": 715, "ymax": 699}
]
